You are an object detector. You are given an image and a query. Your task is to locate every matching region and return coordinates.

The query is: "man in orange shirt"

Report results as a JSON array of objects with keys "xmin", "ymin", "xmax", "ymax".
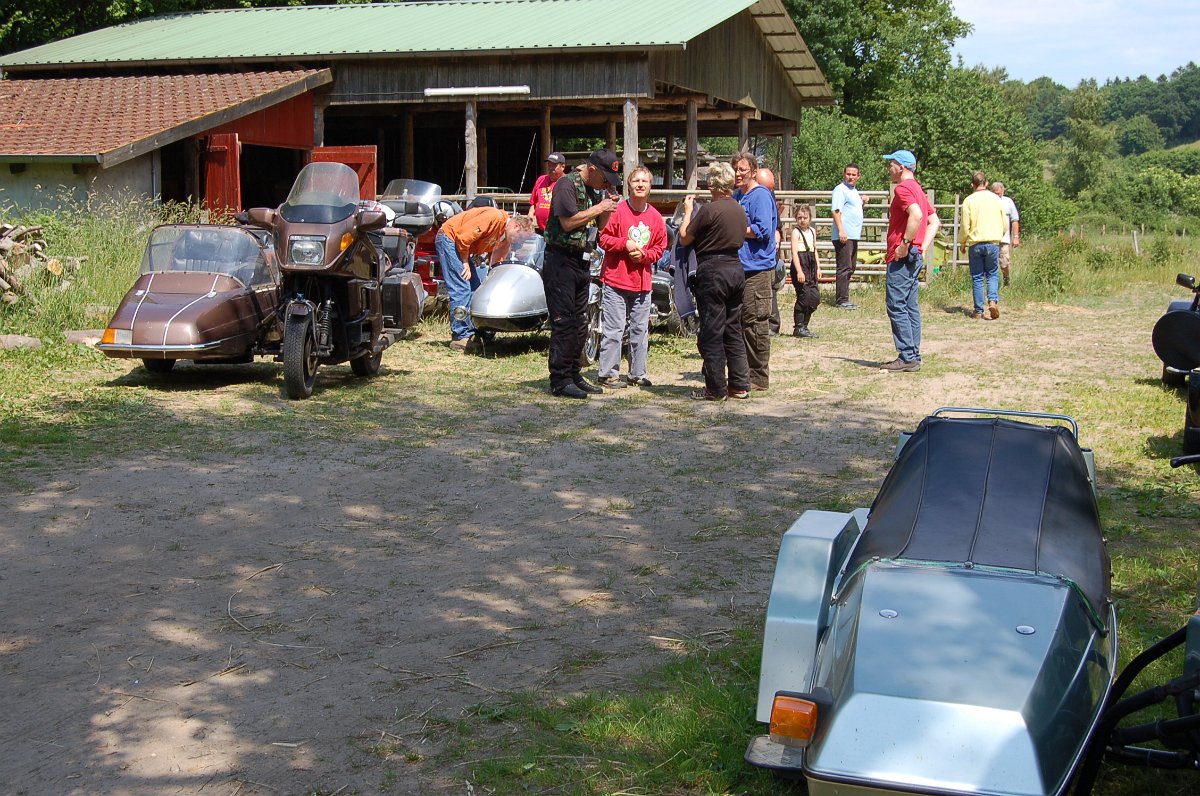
[{"xmin": 436, "ymin": 208, "xmax": 534, "ymax": 350}]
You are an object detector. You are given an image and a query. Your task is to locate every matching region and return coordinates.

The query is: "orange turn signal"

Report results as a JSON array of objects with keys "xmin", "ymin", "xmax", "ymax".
[
  {"xmin": 769, "ymin": 695, "xmax": 819, "ymax": 747},
  {"xmin": 339, "ymin": 232, "xmax": 353, "ymax": 252},
  {"xmin": 101, "ymin": 327, "xmax": 116, "ymax": 345}
]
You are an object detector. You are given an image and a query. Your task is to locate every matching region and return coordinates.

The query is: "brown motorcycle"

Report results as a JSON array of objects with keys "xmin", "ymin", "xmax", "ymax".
[{"xmin": 246, "ymin": 161, "xmax": 422, "ymax": 399}]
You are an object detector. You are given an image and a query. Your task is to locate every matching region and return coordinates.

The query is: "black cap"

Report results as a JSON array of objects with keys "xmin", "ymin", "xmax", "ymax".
[{"xmin": 587, "ymin": 148, "xmax": 622, "ymax": 189}]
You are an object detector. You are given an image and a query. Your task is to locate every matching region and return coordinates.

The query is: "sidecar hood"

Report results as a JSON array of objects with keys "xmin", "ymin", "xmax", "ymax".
[
  {"xmin": 804, "ymin": 562, "xmax": 1115, "ymax": 796},
  {"xmin": 470, "ymin": 263, "xmax": 547, "ymax": 320}
]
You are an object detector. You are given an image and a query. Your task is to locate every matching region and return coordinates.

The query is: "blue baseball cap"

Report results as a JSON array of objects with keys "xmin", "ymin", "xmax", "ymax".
[{"xmin": 882, "ymin": 149, "xmax": 917, "ymax": 169}]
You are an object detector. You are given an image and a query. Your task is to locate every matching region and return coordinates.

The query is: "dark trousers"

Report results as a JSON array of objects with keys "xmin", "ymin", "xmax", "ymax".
[
  {"xmin": 544, "ymin": 246, "xmax": 590, "ymax": 388},
  {"xmin": 742, "ymin": 269, "xmax": 774, "ymax": 389},
  {"xmin": 695, "ymin": 256, "xmax": 749, "ymax": 395},
  {"xmin": 791, "ymin": 252, "xmax": 820, "ymax": 329},
  {"xmin": 834, "ymin": 238, "xmax": 858, "ymax": 305}
]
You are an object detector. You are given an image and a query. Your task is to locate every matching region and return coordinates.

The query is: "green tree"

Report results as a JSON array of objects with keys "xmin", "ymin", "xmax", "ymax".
[
  {"xmin": 782, "ymin": 0, "xmax": 971, "ymax": 119},
  {"xmin": 1115, "ymin": 114, "xmax": 1165, "ymax": 156},
  {"xmin": 1004, "ymin": 77, "xmax": 1070, "ymax": 141},
  {"xmin": 785, "ymin": 106, "xmax": 886, "ymax": 191},
  {"xmin": 1053, "ymin": 81, "xmax": 1115, "ymax": 199}
]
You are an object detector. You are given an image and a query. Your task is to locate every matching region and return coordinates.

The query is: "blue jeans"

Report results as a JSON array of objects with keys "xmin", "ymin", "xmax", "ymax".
[
  {"xmin": 435, "ymin": 230, "xmax": 482, "ymax": 340},
  {"xmin": 885, "ymin": 251, "xmax": 923, "ymax": 363},
  {"xmin": 968, "ymin": 242, "xmax": 1000, "ymax": 313}
]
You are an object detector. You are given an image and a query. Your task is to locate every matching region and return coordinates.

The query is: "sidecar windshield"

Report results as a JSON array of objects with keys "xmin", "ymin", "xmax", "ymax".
[
  {"xmin": 140, "ymin": 225, "xmax": 275, "ymax": 287},
  {"xmin": 280, "ymin": 162, "xmax": 361, "ymax": 224},
  {"xmin": 500, "ymin": 234, "xmax": 545, "ymax": 269}
]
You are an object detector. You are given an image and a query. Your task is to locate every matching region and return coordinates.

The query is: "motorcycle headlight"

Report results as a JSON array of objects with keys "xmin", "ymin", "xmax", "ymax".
[{"xmin": 288, "ymin": 235, "xmax": 326, "ymax": 266}]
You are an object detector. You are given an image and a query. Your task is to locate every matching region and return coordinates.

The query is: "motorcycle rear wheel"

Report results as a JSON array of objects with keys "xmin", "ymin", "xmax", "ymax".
[
  {"xmin": 283, "ymin": 314, "xmax": 318, "ymax": 400},
  {"xmin": 351, "ymin": 350, "xmax": 382, "ymax": 377},
  {"xmin": 580, "ymin": 301, "xmax": 601, "ymax": 366}
]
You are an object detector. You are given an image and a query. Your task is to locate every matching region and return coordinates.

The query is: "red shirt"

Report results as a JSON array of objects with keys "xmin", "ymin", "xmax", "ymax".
[
  {"xmin": 528, "ymin": 173, "xmax": 556, "ymax": 231},
  {"xmin": 598, "ymin": 200, "xmax": 667, "ymax": 292},
  {"xmin": 886, "ymin": 178, "xmax": 935, "ymax": 262}
]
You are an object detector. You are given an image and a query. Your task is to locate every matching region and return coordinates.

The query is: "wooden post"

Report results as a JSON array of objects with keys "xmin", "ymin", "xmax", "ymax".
[
  {"xmin": 738, "ymin": 112, "xmax": 749, "ymax": 151},
  {"xmin": 780, "ymin": 122, "xmax": 794, "ymax": 191},
  {"xmin": 664, "ymin": 134, "xmax": 676, "ymax": 190},
  {"xmin": 952, "ymin": 193, "xmax": 961, "ymax": 269},
  {"xmin": 622, "ymin": 98, "xmax": 638, "ymax": 186},
  {"xmin": 312, "ymin": 100, "xmax": 327, "ymax": 148},
  {"xmin": 465, "ymin": 100, "xmax": 478, "ymax": 200},
  {"xmin": 540, "ymin": 107, "xmax": 552, "ymax": 163},
  {"xmin": 402, "ymin": 112, "xmax": 414, "ymax": 178},
  {"xmin": 479, "ymin": 124, "xmax": 489, "ymax": 188},
  {"xmin": 686, "ymin": 98, "xmax": 699, "ymax": 188}
]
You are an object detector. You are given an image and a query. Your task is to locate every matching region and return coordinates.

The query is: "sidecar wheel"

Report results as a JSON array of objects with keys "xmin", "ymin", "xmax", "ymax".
[
  {"xmin": 283, "ymin": 314, "xmax": 317, "ymax": 400},
  {"xmin": 1163, "ymin": 366, "xmax": 1187, "ymax": 389},
  {"xmin": 142, "ymin": 358, "xmax": 176, "ymax": 374},
  {"xmin": 580, "ymin": 301, "xmax": 601, "ymax": 366},
  {"xmin": 351, "ymin": 350, "xmax": 382, "ymax": 377}
]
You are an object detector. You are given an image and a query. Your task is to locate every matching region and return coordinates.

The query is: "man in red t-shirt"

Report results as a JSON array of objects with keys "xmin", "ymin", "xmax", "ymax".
[
  {"xmin": 880, "ymin": 149, "xmax": 940, "ymax": 373},
  {"xmin": 527, "ymin": 152, "xmax": 567, "ymax": 232}
]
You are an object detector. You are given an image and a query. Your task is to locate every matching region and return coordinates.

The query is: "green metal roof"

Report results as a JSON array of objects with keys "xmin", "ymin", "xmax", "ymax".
[{"xmin": 1, "ymin": 0, "xmax": 764, "ymax": 66}]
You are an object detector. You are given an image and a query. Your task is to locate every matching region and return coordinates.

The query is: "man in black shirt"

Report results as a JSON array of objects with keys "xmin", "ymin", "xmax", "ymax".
[{"xmin": 542, "ymin": 149, "xmax": 621, "ymax": 399}]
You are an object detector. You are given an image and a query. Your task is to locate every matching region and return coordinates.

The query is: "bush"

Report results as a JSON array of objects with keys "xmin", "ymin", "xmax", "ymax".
[{"xmin": 0, "ymin": 193, "xmax": 210, "ymax": 340}]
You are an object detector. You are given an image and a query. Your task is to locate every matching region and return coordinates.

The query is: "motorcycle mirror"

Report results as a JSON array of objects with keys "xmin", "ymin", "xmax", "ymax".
[
  {"xmin": 245, "ymin": 207, "xmax": 274, "ymax": 228},
  {"xmin": 357, "ymin": 209, "xmax": 388, "ymax": 232},
  {"xmin": 1177, "ymin": 273, "xmax": 1197, "ymax": 291}
]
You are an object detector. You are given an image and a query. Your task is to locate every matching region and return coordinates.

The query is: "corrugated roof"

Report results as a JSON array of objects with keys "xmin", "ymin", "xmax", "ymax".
[
  {"xmin": 0, "ymin": 0, "xmax": 829, "ymax": 99},
  {"xmin": 0, "ymin": 70, "xmax": 331, "ymax": 167},
  {"xmin": 0, "ymin": 1, "xmax": 753, "ymax": 63}
]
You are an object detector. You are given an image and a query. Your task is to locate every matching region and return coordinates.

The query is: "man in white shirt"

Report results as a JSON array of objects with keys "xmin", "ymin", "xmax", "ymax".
[
  {"xmin": 831, "ymin": 164, "xmax": 866, "ymax": 309},
  {"xmin": 991, "ymin": 181, "xmax": 1020, "ymax": 287}
]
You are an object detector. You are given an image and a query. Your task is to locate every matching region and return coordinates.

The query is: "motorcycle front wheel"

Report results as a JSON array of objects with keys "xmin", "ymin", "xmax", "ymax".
[{"xmin": 283, "ymin": 314, "xmax": 318, "ymax": 400}]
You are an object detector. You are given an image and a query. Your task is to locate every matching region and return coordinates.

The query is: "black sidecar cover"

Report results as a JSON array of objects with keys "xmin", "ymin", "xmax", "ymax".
[{"xmin": 851, "ymin": 416, "xmax": 1110, "ymax": 622}]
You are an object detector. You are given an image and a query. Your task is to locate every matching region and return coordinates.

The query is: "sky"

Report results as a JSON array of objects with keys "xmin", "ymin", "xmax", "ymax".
[{"xmin": 951, "ymin": 0, "xmax": 1200, "ymax": 86}]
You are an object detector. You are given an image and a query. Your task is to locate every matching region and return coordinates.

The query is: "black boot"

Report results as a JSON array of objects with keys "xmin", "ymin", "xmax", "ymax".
[{"xmin": 793, "ymin": 311, "xmax": 817, "ymax": 338}]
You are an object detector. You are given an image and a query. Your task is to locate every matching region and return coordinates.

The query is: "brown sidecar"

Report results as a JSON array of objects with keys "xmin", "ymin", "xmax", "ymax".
[{"xmin": 98, "ymin": 224, "xmax": 281, "ymax": 373}]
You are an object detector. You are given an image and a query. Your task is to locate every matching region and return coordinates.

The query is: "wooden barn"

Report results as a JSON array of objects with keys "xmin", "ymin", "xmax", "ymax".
[{"xmin": 0, "ymin": 0, "xmax": 832, "ymax": 211}]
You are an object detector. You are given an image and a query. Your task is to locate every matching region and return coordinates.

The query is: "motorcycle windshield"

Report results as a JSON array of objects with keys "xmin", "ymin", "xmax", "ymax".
[
  {"xmin": 500, "ymin": 234, "xmax": 545, "ymax": 268},
  {"xmin": 280, "ymin": 162, "xmax": 360, "ymax": 224},
  {"xmin": 380, "ymin": 179, "xmax": 442, "ymax": 207},
  {"xmin": 140, "ymin": 225, "xmax": 275, "ymax": 287}
]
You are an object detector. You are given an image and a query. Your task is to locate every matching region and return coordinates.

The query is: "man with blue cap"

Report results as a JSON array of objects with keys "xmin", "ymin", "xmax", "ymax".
[{"xmin": 879, "ymin": 149, "xmax": 940, "ymax": 373}]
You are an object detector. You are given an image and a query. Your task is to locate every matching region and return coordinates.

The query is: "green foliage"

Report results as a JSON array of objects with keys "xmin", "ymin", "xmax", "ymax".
[
  {"xmin": 1004, "ymin": 76, "xmax": 1070, "ymax": 140},
  {"xmin": 1054, "ymin": 81, "xmax": 1117, "ymax": 199},
  {"xmin": 1116, "ymin": 115, "xmax": 1166, "ymax": 156},
  {"xmin": 787, "ymin": 106, "xmax": 888, "ymax": 191},
  {"xmin": 0, "ymin": 194, "xmax": 209, "ymax": 340},
  {"xmin": 782, "ymin": 0, "xmax": 970, "ymax": 119},
  {"xmin": 871, "ymin": 67, "xmax": 1043, "ymax": 199}
]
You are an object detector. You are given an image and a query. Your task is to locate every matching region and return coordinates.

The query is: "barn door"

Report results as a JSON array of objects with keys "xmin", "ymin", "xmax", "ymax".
[
  {"xmin": 203, "ymin": 133, "xmax": 241, "ymax": 213},
  {"xmin": 311, "ymin": 145, "xmax": 378, "ymax": 199}
]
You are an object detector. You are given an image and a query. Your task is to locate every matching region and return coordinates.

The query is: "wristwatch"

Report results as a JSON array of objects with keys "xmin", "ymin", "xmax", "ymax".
[{"xmin": 901, "ymin": 238, "xmax": 912, "ymax": 246}]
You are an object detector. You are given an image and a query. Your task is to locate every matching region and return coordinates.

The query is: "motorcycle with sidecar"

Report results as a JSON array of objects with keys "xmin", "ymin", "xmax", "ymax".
[
  {"xmin": 748, "ymin": 407, "xmax": 1200, "ymax": 794},
  {"xmin": 244, "ymin": 162, "xmax": 424, "ymax": 399},
  {"xmin": 1151, "ymin": 272, "xmax": 1200, "ymax": 453}
]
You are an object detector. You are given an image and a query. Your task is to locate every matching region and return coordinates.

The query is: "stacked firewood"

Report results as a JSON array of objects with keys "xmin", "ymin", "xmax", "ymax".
[{"xmin": 0, "ymin": 223, "xmax": 85, "ymax": 305}]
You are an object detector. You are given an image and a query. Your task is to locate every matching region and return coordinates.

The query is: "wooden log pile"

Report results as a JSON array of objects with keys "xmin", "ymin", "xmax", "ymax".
[{"xmin": 0, "ymin": 223, "xmax": 86, "ymax": 305}]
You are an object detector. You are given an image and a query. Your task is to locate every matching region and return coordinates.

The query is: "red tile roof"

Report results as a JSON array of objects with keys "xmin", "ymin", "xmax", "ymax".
[{"xmin": 0, "ymin": 70, "xmax": 330, "ymax": 167}]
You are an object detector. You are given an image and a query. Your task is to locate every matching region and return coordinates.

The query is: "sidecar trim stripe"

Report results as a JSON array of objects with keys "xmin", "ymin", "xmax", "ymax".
[{"xmin": 161, "ymin": 274, "xmax": 221, "ymax": 346}]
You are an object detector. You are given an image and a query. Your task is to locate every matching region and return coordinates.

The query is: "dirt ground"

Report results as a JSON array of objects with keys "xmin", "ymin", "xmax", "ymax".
[{"xmin": 1, "ymin": 285, "xmax": 1169, "ymax": 795}]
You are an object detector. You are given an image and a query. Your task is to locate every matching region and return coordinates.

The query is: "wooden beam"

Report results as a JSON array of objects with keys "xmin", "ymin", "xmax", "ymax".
[
  {"xmin": 781, "ymin": 122, "xmax": 794, "ymax": 191},
  {"xmin": 540, "ymin": 106, "xmax": 551, "ymax": 162},
  {"xmin": 464, "ymin": 100, "xmax": 477, "ymax": 199},
  {"xmin": 664, "ymin": 134, "xmax": 676, "ymax": 190},
  {"xmin": 403, "ymin": 112, "xmax": 414, "ymax": 178},
  {"xmin": 686, "ymin": 97, "xmax": 698, "ymax": 189},
  {"xmin": 622, "ymin": 98, "xmax": 638, "ymax": 183},
  {"xmin": 605, "ymin": 119, "xmax": 616, "ymax": 151}
]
